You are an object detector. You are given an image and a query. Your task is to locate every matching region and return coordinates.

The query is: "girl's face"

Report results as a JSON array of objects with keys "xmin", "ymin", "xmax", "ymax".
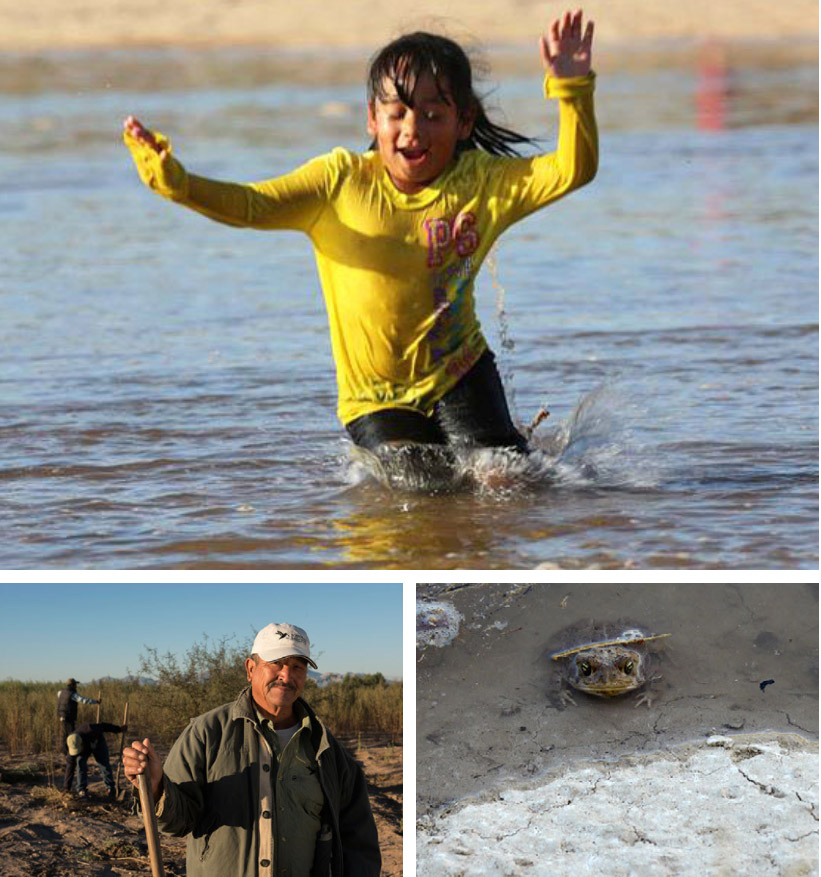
[{"xmin": 367, "ymin": 71, "xmax": 474, "ymax": 195}]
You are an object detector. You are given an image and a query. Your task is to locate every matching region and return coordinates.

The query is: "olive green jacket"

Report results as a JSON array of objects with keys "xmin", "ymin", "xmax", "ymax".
[{"xmin": 154, "ymin": 687, "xmax": 381, "ymax": 877}]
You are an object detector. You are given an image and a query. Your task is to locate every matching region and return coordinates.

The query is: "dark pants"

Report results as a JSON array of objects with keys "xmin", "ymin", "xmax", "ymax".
[
  {"xmin": 63, "ymin": 740, "xmax": 114, "ymax": 794},
  {"xmin": 346, "ymin": 350, "xmax": 528, "ymax": 452}
]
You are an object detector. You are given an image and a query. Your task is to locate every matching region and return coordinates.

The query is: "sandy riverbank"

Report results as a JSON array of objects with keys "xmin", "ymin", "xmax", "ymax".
[{"xmin": 3, "ymin": 0, "xmax": 818, "ymax": 53}]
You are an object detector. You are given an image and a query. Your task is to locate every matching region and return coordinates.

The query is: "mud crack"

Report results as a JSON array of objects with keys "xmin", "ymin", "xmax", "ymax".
[{"xmin": 735, "ymin": 766, "xmax": 786, "ymax": 799}]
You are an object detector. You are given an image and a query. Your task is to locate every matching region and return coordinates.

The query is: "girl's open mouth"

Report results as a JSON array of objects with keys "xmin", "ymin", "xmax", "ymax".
[{"xmin": 398, "ymin": 147, "xmax": 429, "ymax": 164}]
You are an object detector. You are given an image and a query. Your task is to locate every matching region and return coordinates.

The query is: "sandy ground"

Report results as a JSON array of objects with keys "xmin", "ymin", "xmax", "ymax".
[
  {"xmin": 3, "ymin": 0, "xmax": 818, "ymax": 53},
  {"xmin": 0, "ymin": 735, "xmax": 402, "ymax": 876}
]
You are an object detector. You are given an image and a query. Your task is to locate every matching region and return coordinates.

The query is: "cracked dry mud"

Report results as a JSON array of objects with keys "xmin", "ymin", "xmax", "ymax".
[{"xmin": 417, "ymin": 734, "xmax": 819, "ymax": 876}]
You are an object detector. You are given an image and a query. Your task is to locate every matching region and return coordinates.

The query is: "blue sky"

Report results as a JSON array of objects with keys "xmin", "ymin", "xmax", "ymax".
[{"xmin": 0, "ymin": 582, "xmax": 402, "ymax": 682}]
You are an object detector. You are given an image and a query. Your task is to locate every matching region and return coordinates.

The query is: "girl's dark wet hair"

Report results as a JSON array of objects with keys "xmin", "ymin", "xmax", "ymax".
[{"xmin": 367, "ymin": 32, "xmax": 536, "ymax": 157}]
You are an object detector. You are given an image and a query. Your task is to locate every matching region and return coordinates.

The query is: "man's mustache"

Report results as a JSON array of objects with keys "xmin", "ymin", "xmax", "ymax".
[{"xmin": 266, "ymin": 681, "xmax": 297, "ymax": 692}]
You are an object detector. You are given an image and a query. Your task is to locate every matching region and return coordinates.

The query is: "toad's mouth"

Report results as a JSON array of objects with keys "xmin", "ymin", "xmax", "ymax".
[{"xmin": 581, "ymin": 682, "xmax": 640, "ymax": 697}]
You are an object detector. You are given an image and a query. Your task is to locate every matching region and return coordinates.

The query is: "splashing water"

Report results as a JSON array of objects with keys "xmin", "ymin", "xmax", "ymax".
[
  {"xmin": 487, "ymin": 247, "xmax": 526, "ymax": 426},
  {"xmin": 343, "ymin": 243, "xmax": 662, "ymax": 495},
  {"xmin": 343, "ymin": 253, "xmax": 660, "ymax": 495},
  {"xmin": 535, "ymin": 382, "xmax": 662, "ymax": 490},
  {"xmin": 343, "ymin": 381, "xmax": 660, "ymax": 495},
  {"xmin": 487, "ymin": 249, "xmax": 660, "ymax": 492}
]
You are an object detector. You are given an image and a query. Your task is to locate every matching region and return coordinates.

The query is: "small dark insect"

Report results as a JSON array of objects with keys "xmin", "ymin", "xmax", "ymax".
[{"xmin": 759, "ymin": 679, "xmax": 775, "ymax": 691}]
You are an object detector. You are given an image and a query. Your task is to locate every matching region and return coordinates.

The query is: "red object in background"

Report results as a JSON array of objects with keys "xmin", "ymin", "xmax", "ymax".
[{"xmin": 696, "ymin": 41, "xmax": 728, "ymax": 131}]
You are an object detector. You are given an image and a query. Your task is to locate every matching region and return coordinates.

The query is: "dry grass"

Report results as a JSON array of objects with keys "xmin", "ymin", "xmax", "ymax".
[
  {"xmin": 29, "ymin": 785, "xmax": 65, "ymax": 808},
  {"xmin": 0, "ymin": 637, "xmax": 401, "ymax": 753}
]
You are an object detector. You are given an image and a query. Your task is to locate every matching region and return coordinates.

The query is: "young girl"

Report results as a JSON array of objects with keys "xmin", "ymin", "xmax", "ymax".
[{"xmin": 123, "ymin": 10, "xmax": 597, "ymax": 483}]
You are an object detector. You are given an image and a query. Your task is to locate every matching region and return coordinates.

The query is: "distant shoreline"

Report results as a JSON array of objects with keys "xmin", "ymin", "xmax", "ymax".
[
  {"xmin": 2, "ymin": 0, "xmax": 818, "ymax": 54},
  {"xmin": 0, "ymin": 36, "xmax": 815, "ymax": 97}
]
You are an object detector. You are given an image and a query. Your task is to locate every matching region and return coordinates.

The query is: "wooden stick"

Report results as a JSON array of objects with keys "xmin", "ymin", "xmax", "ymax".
[
  {"xmin": 96, "ymin": 689, "xmax": 102, "ymax": 723},
  {"xmin": 115, "ymin": 702, "xmax": 129, "ymax": 798},
  {"xmin": 137, "ymin": 773, "xmax": 165, "ymax": 877},
  {"xmin": 524, "ymin": 406, "xmax": 550, "ymax": 438},
  {"xmin": 551, "ymin": 632, "xmax": 672, "ymax": 660}
]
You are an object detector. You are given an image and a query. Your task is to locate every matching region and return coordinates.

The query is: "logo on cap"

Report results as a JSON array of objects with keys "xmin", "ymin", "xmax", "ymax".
[{"xmin": 252, "ymin": 623, "xmax": 317, "ymax": 669}]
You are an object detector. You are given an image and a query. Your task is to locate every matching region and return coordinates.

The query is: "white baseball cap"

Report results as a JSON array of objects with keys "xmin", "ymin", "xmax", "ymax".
[
  {"xmin": 66, "ymin": 733, "xmax": 83, "ymax": 756},
  {"xmin": 252, "ymin": 623, "xmax": 317, "ymax": 669}
]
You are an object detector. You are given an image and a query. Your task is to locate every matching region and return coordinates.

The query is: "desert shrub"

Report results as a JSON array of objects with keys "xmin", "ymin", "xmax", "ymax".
[
  {"xmin": 0, "ymin": 638, "xmax": 401, "ymax": 753},
  {"xmin": 133, "ymin": 635, "xmax": 248, "ymax": 746}
]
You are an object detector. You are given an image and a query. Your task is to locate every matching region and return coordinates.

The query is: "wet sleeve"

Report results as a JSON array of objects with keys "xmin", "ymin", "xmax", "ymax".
[
  {"xmin": 123, "ymin": 128, "xmax": 332, "ymax": 232},
  {"xmin": 491, "ymin": 72, "xmax": 598, "ymax": 225}
]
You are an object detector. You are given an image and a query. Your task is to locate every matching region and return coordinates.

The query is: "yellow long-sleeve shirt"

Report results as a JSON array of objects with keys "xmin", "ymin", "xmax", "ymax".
[{"xmin": 124, "ymin": 73, "xmax": 597, "ymax": 425}]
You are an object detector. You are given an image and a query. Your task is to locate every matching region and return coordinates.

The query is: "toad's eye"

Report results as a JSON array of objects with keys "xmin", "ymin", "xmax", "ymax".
[
  {"xmin": 579, "ymin": 661, "xmax": 592, "ymax": 676},
  {"xmin": 623, "ymin": 660, "xmax": 635, "ymax": 674}
]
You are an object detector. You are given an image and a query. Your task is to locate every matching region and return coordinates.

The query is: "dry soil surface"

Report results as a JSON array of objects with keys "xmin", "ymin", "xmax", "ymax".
[{"xmin": 0, "ymin": 736, "xmax": 402, "ymax": 877}]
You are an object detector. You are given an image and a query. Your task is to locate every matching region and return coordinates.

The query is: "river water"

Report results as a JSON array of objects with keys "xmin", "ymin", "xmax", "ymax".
[{"xmin": 1, "ymin": 47, "xmax": 817, "ymax": 569}]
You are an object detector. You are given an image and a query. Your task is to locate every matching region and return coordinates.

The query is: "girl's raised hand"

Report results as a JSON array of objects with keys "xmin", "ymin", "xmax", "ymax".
[
  {"xmin": 123, "ymin": 115, "xmax": 166, "ymax": 158},
  {"xmin": 122, "ymin": 116, "xmax": 186, "ymax": 197},
  {"xmin": 539, "ymin": 9, "xmax": 594, "ymax": 78}
]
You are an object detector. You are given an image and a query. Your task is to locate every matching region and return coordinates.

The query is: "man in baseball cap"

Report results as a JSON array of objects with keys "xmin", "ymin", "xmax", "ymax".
[
  {"xmin": 252, "ymin": 622, "xmax": 318, "ymax": 668},
  {"xmin": 63, "ymin": 720, "xmax": 127, "ymax": 800},
  {"xmin": 123, "ymin": 622, "xmax": 379, "ymax": 877}
]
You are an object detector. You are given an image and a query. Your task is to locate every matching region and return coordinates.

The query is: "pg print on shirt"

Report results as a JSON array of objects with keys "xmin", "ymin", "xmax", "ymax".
[
  {"xmin": 424, "ymin": 211, "xmax": 480, "ymax": 367},
  {"xmin": 424, "ymin": 212, "xmax": 479, "ymax": 268}
]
